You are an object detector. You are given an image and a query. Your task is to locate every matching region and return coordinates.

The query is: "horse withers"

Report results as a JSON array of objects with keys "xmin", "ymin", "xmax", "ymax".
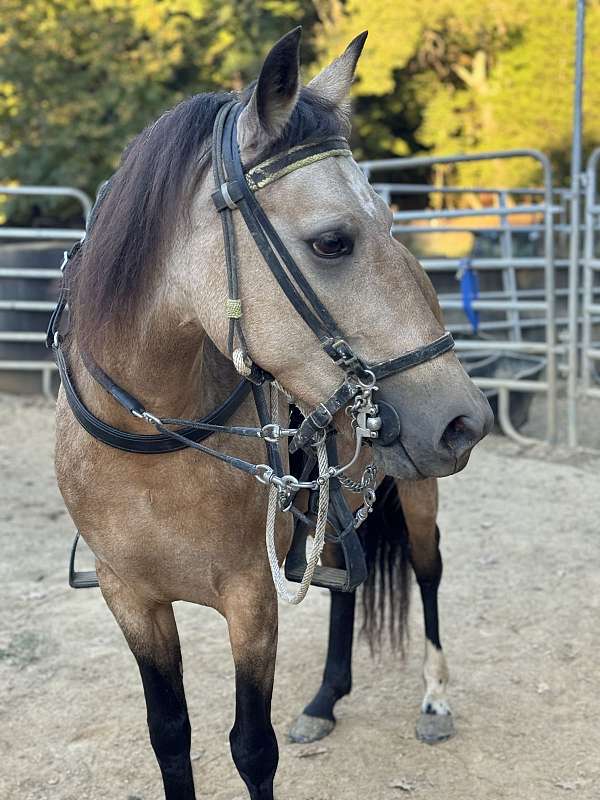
[{"xmin": 54, "ymin": 27, "xmax": 492, "ymax": 800}]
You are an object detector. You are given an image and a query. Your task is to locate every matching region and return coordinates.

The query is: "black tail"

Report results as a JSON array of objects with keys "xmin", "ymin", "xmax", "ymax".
[{"xmin": 360, "ymin": 477, "xmax": 412, "ymax": 656}]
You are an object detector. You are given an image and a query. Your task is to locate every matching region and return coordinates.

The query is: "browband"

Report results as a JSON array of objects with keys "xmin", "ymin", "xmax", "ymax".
[
  {"xmin": 245, "ymin": 138, "xmax": 352, "ymax": 191},
  {"xmin": 212, "ymin": 136, "xmax": 352, "ymax": 209}
]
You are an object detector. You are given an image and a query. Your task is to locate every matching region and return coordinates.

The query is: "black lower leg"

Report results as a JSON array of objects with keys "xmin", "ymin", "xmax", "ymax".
[
  {"xmin": 137, "ymin": 658, "xmax": 195, "ymax": 800},
  {"xmin": 411, "ymin": 526, "xmax": 443, "ymax": 651},
  {"xmin": 230, "ymin": 671, "xmax": 278, "ymax": 800},
  {"xmin": 304, "ymin": 590, "xmax": 356, "ymax": 721},
  {"xmin": 410, "ymin": 526, "xmax": 455, "ymax": 743}
]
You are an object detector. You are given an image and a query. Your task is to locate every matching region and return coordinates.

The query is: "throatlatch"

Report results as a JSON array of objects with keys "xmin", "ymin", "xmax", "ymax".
[{"xmin": 51, "ymin": 98, "xmax": 455, "ymax": 600}]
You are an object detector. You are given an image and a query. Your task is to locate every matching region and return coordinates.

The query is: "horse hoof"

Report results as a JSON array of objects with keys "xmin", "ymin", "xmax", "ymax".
[
  {"xmin": 288, "ymin": 713, "xmax": 335, "ymax": 743},
  {"xmin": 415, "ymin": 711, "xmax": 455, "ymax": 744}
]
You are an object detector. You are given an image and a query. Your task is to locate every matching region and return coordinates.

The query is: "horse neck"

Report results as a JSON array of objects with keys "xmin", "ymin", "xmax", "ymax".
[{"xmin": 71, "ymin": 306, "xmax": 240, "ymax": 431}]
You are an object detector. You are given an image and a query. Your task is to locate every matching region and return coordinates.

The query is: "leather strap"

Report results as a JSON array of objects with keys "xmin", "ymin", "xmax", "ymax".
[
  {"xmin": 215, "ymin": 102, "xmax": 346, "ymax": 346},
  {"xmin": 81, "ymin": 351, "xmax": 146, "ymax": 416},
  {"xmin": 289, "ymin": 379, "xmax": 359, "ymax": 454},
  {"xmin": 56, "ymin": 345, "xmax": 252, "ymax": 455},
  {"xmin": 289, "ymin": 336, "xmax": 454, "ymax": 453},
  {"xmin": 369, "ymin": 332, "xmax": 455, "ymax": 380},
  {"xmin": 45, "ymin": 240, "xmax": 83, "ymax": 349}
]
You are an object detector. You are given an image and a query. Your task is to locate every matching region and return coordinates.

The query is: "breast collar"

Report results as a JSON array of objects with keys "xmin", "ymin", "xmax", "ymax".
[{"xmin": 47, "ymin": 99, "xmax": 454, "ymax": 465}]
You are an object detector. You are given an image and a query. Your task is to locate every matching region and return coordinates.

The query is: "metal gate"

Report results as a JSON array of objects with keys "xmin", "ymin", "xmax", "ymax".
[
  {"xmin": 361, "ymin": 150, "xmax": 561, "ymax": 445},
  {"xmin": 2, "ymin": 156, "xmax": 599, "ymax": 449},
  {"xmin": 0, "ymin": 185, "xmax": 90, "ymax": 396},
  {"xmin": 582, "ymin": 148, "xmax": 600, "ymax": 404}
]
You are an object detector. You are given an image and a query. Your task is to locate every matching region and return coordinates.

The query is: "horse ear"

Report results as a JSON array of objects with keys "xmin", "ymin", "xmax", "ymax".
[
  {"xmin": 307, "ymin": 31, "xmax": 368, "ymax": 108},
  {"xmin": 237, "ymin": 27, "xmax": 302, "ymax": 154}
]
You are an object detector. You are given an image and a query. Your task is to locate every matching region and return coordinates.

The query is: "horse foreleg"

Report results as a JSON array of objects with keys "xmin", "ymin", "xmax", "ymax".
[
  {"xmin": 288, "ymin": 586, "xmax": 356, "ymax": 743},
  {"xmin": 397, "ymin": 479, "xmax": 455, "ymax": 744},
  {"xmin": 225, "ymin": 586, "xmax": 279, "ymax": 800},
  {"xmin": 98, "ymin": 562, "xmax": 195, "ymax": 799}
]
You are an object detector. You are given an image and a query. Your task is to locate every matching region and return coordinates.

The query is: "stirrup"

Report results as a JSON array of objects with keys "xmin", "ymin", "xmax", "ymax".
[
  {"xmin": 69, "ymin": 531, "xmax": 99, "ymax": 589},
  {"xmin": 285, "ymin": 483, "xmax": 368, "ymax": 593}
]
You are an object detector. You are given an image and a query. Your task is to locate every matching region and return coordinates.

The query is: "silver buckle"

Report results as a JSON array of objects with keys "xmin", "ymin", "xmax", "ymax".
[
  {"xmin": 260, "ymin": 423, "xmax": 297, "ymax": 443},
  {"xmin": 131, "ymin": 410, "xmax": 161, "ymax": 426}
]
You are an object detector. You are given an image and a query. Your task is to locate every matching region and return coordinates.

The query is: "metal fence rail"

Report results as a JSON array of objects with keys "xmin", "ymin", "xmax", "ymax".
[
  {"xmin": 582, "ymin": 148, "xmax": 600, "ymax": 400},
  {"xmin": 0, "ymin": 185, "xmax": 89, "ymax": 397},
  {"xmin": 362, "ymin": 149, "xmax": 559, "ymax": 443}
]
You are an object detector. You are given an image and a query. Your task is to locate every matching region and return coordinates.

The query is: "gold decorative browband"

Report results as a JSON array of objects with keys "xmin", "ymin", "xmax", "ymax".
[{"xmin": 244, "ymin": 137, "xmax": 352, "ymax": 192}]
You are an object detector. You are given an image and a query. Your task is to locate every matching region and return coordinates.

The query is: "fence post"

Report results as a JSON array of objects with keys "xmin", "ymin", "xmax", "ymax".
[{"xmin": 566, "ymin": 0, "xmax": 586, "ymax": 446}]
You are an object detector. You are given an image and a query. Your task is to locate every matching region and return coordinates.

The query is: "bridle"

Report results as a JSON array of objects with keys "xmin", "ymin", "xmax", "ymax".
[
  {"xmin": 210, "ymin": 101, "xmax": 454, "ymax": 456},
  {"xmin": 49, "ymin": 98, "xmax": 455, "ymax": 599}
]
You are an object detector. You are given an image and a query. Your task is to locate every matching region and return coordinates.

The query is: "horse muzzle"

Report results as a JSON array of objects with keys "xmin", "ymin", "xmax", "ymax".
[{"xmin": 371, "ymin": 385, "xmax": 494, "ymax": 479}]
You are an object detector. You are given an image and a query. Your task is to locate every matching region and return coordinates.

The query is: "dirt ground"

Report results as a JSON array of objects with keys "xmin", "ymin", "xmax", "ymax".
[{"xmin": 1, "ymin": 392, "xmax": 600, "ymax": 800}]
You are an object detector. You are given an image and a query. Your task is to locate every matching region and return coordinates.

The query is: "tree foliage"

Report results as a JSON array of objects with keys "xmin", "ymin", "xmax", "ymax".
[
  {"xmin": 318, "ymin": 0, "xmax": 600, "ymax": 187},
  {"xmin": 0, "ymin": 0, "xmax": 318, "ymax": 219},
  {"xmin": 1, "ymin": 0, "xmax": 599, "ymax": 221}
]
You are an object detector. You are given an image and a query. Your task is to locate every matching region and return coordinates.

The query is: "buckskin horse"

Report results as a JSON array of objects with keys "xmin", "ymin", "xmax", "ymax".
[{"xmin": 52, "ymin": 27, "xmax": 492, "ymax": 800}]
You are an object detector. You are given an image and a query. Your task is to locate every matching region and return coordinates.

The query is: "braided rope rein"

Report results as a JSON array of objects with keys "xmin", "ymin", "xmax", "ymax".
[
  {"xmin": 232, "ymin": 347, "xmax": 253, "ymax": 378},
  {"xmin": 265, "ymin": 383, "xmax": 329, "ymax": 604}
]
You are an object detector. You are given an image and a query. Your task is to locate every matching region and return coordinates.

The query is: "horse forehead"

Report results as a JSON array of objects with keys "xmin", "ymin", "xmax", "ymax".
[{"xmin": 264, "ymin": 155, "xmax": 383, "ymax": 223}]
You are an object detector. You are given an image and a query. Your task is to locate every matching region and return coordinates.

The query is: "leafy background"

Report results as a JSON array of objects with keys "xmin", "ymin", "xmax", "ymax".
[{"xmin": 1, "ymin": 0, "xmax": 599, "ymax": 222}]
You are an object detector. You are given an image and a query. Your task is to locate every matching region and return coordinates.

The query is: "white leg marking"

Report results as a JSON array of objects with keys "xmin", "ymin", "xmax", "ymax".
[{"xmin": 421, "ymin": 640, "xmax": 451, "ymax": 715}]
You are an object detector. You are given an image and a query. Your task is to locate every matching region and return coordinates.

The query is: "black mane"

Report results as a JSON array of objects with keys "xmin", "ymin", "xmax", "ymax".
[{"xmin": 71, "ymin": 87, "xmax": 346, "ymax": 346}]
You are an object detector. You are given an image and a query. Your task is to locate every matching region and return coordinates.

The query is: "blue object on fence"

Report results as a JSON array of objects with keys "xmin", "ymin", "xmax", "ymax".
[{"xmin": 459, "ymin": 257, "xmax": 480, "ymax": 334}]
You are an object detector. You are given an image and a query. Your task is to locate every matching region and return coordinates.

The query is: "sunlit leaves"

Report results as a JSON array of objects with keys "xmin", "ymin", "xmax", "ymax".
[{"xmin": 316, "ymin": 0, "xmax": 600, "ymax": 187}]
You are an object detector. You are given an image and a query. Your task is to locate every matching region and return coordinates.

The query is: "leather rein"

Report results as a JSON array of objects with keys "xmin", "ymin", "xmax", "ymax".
[{"xmin": 48, "ymin": 99, "xmax": 454, "ymax": 522}]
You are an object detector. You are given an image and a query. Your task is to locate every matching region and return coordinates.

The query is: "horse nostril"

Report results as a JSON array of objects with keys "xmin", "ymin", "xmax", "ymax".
[{"xmin": 441, "ymin": 415, "xmax": 481, "ymax": 455}]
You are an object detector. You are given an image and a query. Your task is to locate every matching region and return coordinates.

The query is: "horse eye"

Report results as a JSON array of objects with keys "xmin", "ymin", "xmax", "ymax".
[{"xmin": 310, "ymin": 231, "xmax": 353, "ymax": 259}]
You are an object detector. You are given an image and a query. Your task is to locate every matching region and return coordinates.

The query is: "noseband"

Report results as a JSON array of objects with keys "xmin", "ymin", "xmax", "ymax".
[{"xmin": 49, "ymin": 98, "xmax": 454, "ymax": 597}]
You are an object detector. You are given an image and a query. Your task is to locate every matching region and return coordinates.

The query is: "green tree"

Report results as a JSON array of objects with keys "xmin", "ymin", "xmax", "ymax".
[
  {"xmin": 3, "ymin": 0, "xmax": 600, "ymax": 222},
  {"xmin": 0, "ymin": 0, "xmax": 319, "ymax": 221},
  {"xmin": 315, "ymin": 0, "xmax": 600, "ymax": 188}
]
